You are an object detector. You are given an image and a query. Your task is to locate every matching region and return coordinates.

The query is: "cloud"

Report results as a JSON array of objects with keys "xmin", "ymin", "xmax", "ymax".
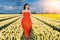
[
  {"xmin": 0, "ymin": 0, "xmax": 46, "ymax": 13},
  {"xmin": 4, "ymin": 6, "xmax": 15, "ymax": 10},
  {"xmin": 0, "ymin": 11, "xmax": 4, "ymax": 13},
  {"xmin": 29, "ymin": 0, "xmax": 60, "ymax": 13},
  {"xmin": 28, "ymin": 0, "xmax": 45, "ymax": 13},
  {"xmin": 0, "ymin": 0, "xmax": 25, "ymax": 13},
  {"xmin": 43, "ymin": 0, "xmax": 60, "ymax": 13},
  {"xmin": 0, "ymin": 2, "xmax": 23, "ymax": 13},
  {"xmin": 21, "ymin": 0, "xmax": 25, "ymax": 2},
  {"xmin": 0, "ymin": 0, "xmax": 60, "ymax": 13},
  {"xmin": 0, "ymin": 5, "xmax": 22, "ymax": 13}
]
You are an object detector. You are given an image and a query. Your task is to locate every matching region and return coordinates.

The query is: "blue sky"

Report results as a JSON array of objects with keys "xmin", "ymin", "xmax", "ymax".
[
  {"xmin": 0, "ymin": 0, "xmax": 60, "ymax": 13},
  {"xmin": 0, "ymin": 0, "xmax": 25, "ymax": 13},
  {"xmin": 0, "ymin": 0, "xmax": 44, "ymax": 13}
]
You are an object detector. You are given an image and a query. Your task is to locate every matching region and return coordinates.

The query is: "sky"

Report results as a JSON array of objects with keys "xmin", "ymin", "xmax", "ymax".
[{"xmin": 0, "ymin": 0, "xmax": 60, "ymax": 13}]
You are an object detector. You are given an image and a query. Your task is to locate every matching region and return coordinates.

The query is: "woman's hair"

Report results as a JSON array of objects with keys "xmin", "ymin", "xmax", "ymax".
[{"xmin": 23, "ymin": 3, "xmax": 29, "ymax": 10}]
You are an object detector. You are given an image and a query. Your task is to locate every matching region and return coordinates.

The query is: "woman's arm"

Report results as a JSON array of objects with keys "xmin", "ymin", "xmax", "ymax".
[
  {"xmin": 20, "ymin": 10, "xmax": 24, "ymax": 22},
  {"xmin": 30, "ymin": 10, "xmax": 32, "ymax": 22}
]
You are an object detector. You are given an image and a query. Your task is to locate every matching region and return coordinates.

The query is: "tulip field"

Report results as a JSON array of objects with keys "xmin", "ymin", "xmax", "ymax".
[{"xmin": 0, "ymin": 14, "xmax": 60, "ymax": 40}]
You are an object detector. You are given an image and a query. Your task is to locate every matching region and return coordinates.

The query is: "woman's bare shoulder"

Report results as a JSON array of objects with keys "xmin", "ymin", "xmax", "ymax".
[
  {"xmin": 22, "ymin": 10, "xmax": 31, "ymax": 12},
  {"xmin": 28, "ymin": 10, "xmax": 31, "ymax": 13},
  {"xmin": 22, "ymin": 10, "xmax": 25, "ymax": 12}
]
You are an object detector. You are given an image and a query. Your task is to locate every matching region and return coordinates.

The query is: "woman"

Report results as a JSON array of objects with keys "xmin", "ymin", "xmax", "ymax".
[{"xmin": 20, "ymin": 3, "xmax": 32, "ymax": 40}]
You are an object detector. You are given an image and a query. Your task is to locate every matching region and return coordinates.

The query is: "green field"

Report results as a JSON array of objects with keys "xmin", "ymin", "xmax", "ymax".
[{"xmin": 0, "ymin": 14, "xmax": 60, "ymax": 40}]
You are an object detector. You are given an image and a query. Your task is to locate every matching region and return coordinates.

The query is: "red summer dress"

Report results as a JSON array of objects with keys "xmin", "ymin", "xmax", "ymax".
[{"xmin": 21, "ymin": 11, "xmax": 32, "ymax": 38}]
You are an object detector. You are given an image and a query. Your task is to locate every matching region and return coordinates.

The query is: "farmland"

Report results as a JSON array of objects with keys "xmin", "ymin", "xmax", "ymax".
[{"xmin": 0, "ymin": 14, "xmax": 60, "ymax": 40}]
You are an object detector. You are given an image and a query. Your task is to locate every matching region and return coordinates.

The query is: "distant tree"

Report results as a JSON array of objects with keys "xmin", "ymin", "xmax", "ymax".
[
  {"xmin": 44, "ymin": 12, "xmax": 49, "ymax": 14},
  {"xmin": 32, "ymin": 12, "xmax": 37, "ymax": 14},
  {"xmin": 20, "ymin": 12, "xmax": 22, "ymax": 14}
]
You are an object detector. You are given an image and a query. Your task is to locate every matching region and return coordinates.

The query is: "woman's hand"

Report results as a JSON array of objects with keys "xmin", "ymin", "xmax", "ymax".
[
  {"xmin": 20, "ymin": 17, "xmax": 23, "ymax": 23},
  {"xmin": 20, "ymin": 18, "xmax": 21, "ymax": 24}
]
